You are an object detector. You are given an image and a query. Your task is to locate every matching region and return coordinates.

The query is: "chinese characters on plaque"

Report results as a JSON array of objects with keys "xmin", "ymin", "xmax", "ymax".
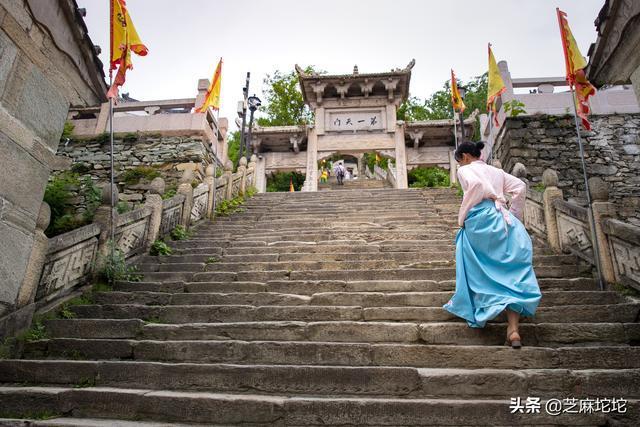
[{"xmin": 328, "ymin": 110, "xmax": 384, "ymax": 132}]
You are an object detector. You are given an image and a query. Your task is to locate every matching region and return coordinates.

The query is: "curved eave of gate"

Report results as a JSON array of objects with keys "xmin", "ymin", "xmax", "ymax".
[
  {"xmin": 405, "ymin": 110, "xmax": 478, "ymax": 149},
  {"xmin": 250, "ymin": 125, "xmax": 308, "ymax": 153}
]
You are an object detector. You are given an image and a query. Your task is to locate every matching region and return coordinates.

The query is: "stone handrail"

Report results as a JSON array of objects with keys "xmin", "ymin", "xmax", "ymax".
[
  {"xmin": 387, "ymin": 165, "xmax": 398, "ymax": 188},
  {"xmin": 25, "ymin": 155, "xmax": 259, "ymax": 311},
  {"xmin": 373, "ymin": 165, "xmax": 387, "ymax": 180},
  {"xmin": 521, "ymin": 166, "xmax": 640, "ymax": 290}
]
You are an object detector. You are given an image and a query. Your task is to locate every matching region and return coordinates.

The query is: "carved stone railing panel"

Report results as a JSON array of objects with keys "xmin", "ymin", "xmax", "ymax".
[
  {"xmin": 214, "ymin": 183, "xmax": 226, "ymax": 206},
  {"xmin": 554, "ymin": 199, "xmax": 594, "ymax": 264},
  {"xmin": 603, "ymin": 218, "xmax": 640, "ymax": 289},
  {"xmin": 374, "ymin": 165, "xmax": 387, "ymax": 180},
  {"xmin": 524, "ymin": 190, "xmax": 546, "ymax": 236},
  {"xmin": 231, "ymin": 175, "xmax": 242, "ymax": 198},
  {"xmin": 115, "ymin": 207, "xmax": 152, "ymax": 259},
  {"xmin": 37, "ymin": 224, "xmax": 100, "ymax": 302},
  {"xmin": 191, "ymin": 183, "xmax": 209, "ymax": 222},
  {"xmin": 160, "ymin": 194, "xmax": 185, "ymax": 237},
  {"xmin": 246, "ymin": 170, "xmax": 254, "ymax": 188}
]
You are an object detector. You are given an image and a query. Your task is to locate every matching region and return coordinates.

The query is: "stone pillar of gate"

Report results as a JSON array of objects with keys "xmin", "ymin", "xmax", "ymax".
[
  {"xmin": 304, "ymin": 128, "xmax": 319, "ymax": 191},
  {"xmin": 394, "ymin": 121, "xmax": 408, "ymax": 189}
]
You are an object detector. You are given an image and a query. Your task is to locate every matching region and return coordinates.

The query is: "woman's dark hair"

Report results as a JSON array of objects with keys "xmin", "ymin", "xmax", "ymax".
[{"xmin": 454, "ymin": 141, "xmax": 485, "ymax": 161}]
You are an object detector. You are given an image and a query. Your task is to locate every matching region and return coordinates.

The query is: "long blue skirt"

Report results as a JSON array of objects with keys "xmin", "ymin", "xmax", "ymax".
[{"xmin": 443, "ymin": 199, "xmax": 541, "ymax": 328}]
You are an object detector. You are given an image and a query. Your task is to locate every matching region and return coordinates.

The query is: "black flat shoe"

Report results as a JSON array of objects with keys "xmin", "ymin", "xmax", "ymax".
[{"xmin": 505, "ymin": 330, "xmax": 522, "ymax": 349}]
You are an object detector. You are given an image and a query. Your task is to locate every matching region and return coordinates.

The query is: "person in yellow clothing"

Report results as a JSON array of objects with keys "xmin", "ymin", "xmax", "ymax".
[{"xmin": 320, "ymin": 168, "xmax": 328, "ymax": 183}]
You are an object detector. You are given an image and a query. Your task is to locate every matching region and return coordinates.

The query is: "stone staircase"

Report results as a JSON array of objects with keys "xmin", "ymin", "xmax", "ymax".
[
  {"xmin": 318, "ymin": 177, "xmax": 391, "ymax": 191},
  {"xmin": 1, "ymin": 188, "xmax": 639, "ymax": 426}
]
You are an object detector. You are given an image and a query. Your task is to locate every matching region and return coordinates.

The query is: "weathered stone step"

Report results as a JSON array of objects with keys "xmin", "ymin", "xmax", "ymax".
[
  {"xmin": 2, "ymin": 386, "xmax": 627, "ymax": 425},
  {"xmin": 92, "ymin": 290, "xmax": 624, "ymax": 309},
  {"xmin": 114, "ymin": 277, "xmax": 600, "ymax": 295},
  {"xmin": 23, "ymin": 339, "xmax": 640, "ymax": 370},
  {"xmin": 138, "ymin": 264, "xmax": 591, "ymax": 283},
  {"xmin": 139, "ymin": 253, "xmax": 577, "ymax": 267},
  {"xmin": 0, "ymin": 417, "xmax": 197, "ymax": 427},
  {"xmin": 65, "ymin": 302, "xmax": 640, "ymax": 324},
  {"xmin": 42, "ymin": 319, "xmax": 640, "ymax": 346},
  {"xmin": 1, "ymin": 361, "xmax": 639, "ymax": 400}
]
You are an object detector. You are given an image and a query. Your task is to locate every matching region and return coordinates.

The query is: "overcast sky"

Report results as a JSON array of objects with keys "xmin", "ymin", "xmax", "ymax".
[{"xmin": 77, "ymin": 0, "xmax": 605, "ymax": 129}]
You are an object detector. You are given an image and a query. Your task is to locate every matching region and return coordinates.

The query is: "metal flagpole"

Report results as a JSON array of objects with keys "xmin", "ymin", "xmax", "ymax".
[
  {"xmin": 486, "ymin": 111, "xmax": 493, "ymax": 163},
  {"xmin": 109, "ymin": 74, "xmax": 115, "ymax": 285},
  {"xmin": 452, "ymin": 105, "xmax": 459, "ymax": 150},
  {"xmin": 568, "ymin": 86, "xmax": 605, "ymax": 291}
]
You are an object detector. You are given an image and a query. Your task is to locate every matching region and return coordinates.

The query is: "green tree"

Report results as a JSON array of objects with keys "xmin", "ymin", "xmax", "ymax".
[
  {"xmin": 257, "ymin": 66, "xmax": 321, "ymax": 127},
  {"xmin": 227, "ymin": 130, "xmax": 241, "ymax": 170},
  {"xmin": 266, "ymin": 172, "xmax": 305, "ymax": 192},
  {"xmin": 397, "ymin": 72, "xmax": 488, "ymax": 122}
]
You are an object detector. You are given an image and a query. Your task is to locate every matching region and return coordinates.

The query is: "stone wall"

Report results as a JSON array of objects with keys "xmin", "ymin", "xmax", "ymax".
[
  {"xmin": 495, "ymin": 114, "xmax": 640, "ymax": 225},
  {"xmin": 55, "ymin": 132, "xmax": 221, "ymax": 210},
  {"xmin": 0, "ymin": 0, "xmax": 105, "ymax": 329}
]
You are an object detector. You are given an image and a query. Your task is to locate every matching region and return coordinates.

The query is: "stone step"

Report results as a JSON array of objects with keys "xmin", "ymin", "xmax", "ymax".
[
  {"xmin": 1, "ymin": 361, "xmax": 639, "ymax": 400},
  {"xmin": 137, "ymin": 265, "xmax": 592, "ymax": 283},
  {"xmin": 42, "ymin": 319, "xmax": 640, "ymax": 346},
  {"xmin": 65, "ymin": 302, "xmax": 640, "ymax": 324},
  {"xmin": 23, "ymin": 339, "xmax": 640, "ymax": 370},
  {"xmin": 0, "ymin": 417, "xmax": 197, "ymax": 427},
  {"xmin": 138, "ymin": 253, "xmax": 576, "ymax": 266},
  {"xmin": 114, "ymin": 277, "xmax": 600, "ymax": 294},
  {"xmin": 92, "ymin": 290, "xmax": 624, "ymax": 308},
  {"xmin": 2, "ymin": 386, "xmax": 628, "ymax": 425}
]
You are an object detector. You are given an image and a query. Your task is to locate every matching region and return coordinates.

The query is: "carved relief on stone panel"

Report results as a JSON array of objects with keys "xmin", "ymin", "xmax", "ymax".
[
  {"xmin": 38, "ymin": 238, "xmax": 98, "ymax": 300},
  {"xmin": 232, "ymin": 178, "xmax": 241, "ymax": 197},
  {"xmin": 609, "ymin": 236, "xmax": 640, "ymax": 287},
  {"xmin": 160, "ymin": 205, "xmax": 182, "ymax": 236},
  {"xmin": 191, "ymin": 191, "xmax": 209, "ymax": 222},
  {"xmin": 214, "ymin": 187, "xmax": 226, "ymax": 206},
  {"xmin": 556, "ymin": 212, "xmax": 594, "ymax": 263},
  {"xmin": 524, "ymin": 199, "xmax": 546, "ymax": 236},
  {"xmin": 115, "ymin": 217, "xmax": 149, "ymax": 258}
]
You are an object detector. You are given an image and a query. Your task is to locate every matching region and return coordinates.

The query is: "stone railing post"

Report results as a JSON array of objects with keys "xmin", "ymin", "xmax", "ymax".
[
  {"xmin": 588, "ymin": 177, "xmax": 617, "ymax": 284},
  {"xmin": 224, "ymin": 160, "xmax": 234, "ymax": 200},
  {"xmin": 541, "ymin": 169, "xmax": 563, "ymax": 253},
  {"xmin": 205, "ymin": 164, "xmax": 215, "ymax": 219},
  {"xmin": 93, "ymin": 185, "xmax": 119, "ymax": 273},
  {"xmin": 144, "ymin": 177, "xmax": 165, "ymax": 249},
  {"xmin": 177, "ymin": 169, "xmax": 194, "ymax": 228},
  {"xmin": 16, "ymin": 202, "xmax": 50, "ymax": 308},
  {"xmin": 247, "ymin": 154, "xmax": 257, "ymax": 189},
  {"xmin": 238, "ymin": 157, "xmax": 248, "ymax": 196},
  {"xmin": 511, "ymin": 163, "xmax": 528, "ymax": 188}
]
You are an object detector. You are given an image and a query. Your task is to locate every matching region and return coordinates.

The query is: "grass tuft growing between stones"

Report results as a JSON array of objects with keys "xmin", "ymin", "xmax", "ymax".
[
  {"xmin": 612, "ymin": 282, "xmax": 640, "ymax": 297},
  {"xmin": 170, "ymin": 225, "xmax": 191, "ymax": 241}
]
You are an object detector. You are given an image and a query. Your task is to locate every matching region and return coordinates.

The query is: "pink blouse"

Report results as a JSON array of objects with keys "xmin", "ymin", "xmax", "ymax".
[{"xmin": 457, "ymin": 160, "xmax": 526, "ymax": 227}]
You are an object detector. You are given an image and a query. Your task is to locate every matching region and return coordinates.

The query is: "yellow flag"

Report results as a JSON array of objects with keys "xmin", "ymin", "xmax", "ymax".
[
  {"xmin": 450, "ymin": 69, "xmax": 465, "ymax": 112},
  {"xmin": 557, "ymin": 8, "xmax": 596, "ymax": 130},
  {"xmin": 487, "ymin": 44, "xmax": 506, "ymax": 126},
  {"xmin": 196, "ymin": 58, "xmax": 223, "ymax": 112},
  {"xmin": 107, "ymin": 0, "xmax": 148, "ymax": 99}
]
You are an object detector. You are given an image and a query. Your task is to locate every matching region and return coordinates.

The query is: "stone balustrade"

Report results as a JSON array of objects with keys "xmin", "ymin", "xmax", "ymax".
[
  {"xmin": 20, "ymin": 155, "xmax": 257, "ymax": 316},
  {"xmin": 519, "ymin": 165, "xmax": 640, "ymax": 291}
]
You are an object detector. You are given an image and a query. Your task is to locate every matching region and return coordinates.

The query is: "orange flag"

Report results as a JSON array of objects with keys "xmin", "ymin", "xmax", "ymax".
[
  {"xmin": 107, "ymin": 0, "xmax": 148, "ymax": 100},
  {"xmin": 196, "ymin": 58, "xmax": 223, "ymax": 113},
  {"xmin": 556, "ymin": 8, "xmax": 596, "ymax": 130},
  {"xmin": 487, "ymin": 44, "xmax": 506, "ymax": 127},
  {"xmin": 450, "ymin": 69, "xmax": 466, "ymax": 112},
  {"xmin": 289, "ymin": 177, "xmax": 295, "ymax": 192}
]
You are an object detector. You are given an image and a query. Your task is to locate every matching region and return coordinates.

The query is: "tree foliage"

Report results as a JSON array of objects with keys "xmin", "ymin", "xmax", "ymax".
[
  {"xmin": 397, "ymin": 72, "xmax": 488, "ymax": 122},
  {"xmin": 256, "ymin": 66, "xmax": 321, "ymax": 127},
  {"xmin": 408, "ymin": 166, "xmax": 450, "ymax": 188},
  {"xmin": 266, "ymin": 172, "xmax": 305, "ymax": 192},
  {"xmin": 227, "ymin": 130, "xmax": 241, "ymax": 171}
]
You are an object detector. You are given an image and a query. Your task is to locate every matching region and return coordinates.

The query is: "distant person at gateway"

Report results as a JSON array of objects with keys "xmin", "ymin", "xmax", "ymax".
[
  {"xmin": 334, "ymin": 163, "xmax": 346, "ymax": 185},
  {"xmin": 443, "ymin": 141, "xmax": 541, "ymax": 349}
]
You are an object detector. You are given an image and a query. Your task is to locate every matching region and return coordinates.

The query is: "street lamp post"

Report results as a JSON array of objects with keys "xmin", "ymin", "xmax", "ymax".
[
  {"xmin": 246, "ymin": 94, "xmax": 262, "ymax": 158},
  {"xmin": 238, "ymin": 72, "xmax": 250, "ymax": 160},
  {"xmin": 458, "ymin": 85, "xmax": 466, "ymax": 144}
]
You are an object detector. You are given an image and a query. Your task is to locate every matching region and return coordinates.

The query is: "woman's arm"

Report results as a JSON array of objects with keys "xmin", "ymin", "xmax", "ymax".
[
  {"xmin": 502, "ymin": 171, "xmax": 526, "ymax": 221},
  {"xmin": 457, "ymin": 168, "xmax": 484, "ymax": 226}
]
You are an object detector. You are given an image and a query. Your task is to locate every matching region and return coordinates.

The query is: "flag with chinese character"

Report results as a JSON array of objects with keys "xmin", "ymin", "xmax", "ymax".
[
  {"xmin": 107, "ymin": 0, "xmax": 148, "ymax": 100},
  {"xmin": 557, "ymin": 8, "xmax": 596, "ymax": 130},
  {"xmin": 196, "ymin": 58, "xmax": 223, "ymax": 113},
  {"xmin": 451, "ymin": 69, "xmax": 465, "ymax": 112},
  {"xmin": 487, "ymin": 44, "xmax": 506, "ymax": 127}
]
